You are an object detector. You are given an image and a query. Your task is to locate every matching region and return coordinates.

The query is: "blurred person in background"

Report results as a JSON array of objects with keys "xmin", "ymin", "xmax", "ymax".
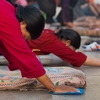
[
  {"xmin": 56, "ymin": 0, "xmax": 79, "ymax": 28},
  {"xmin": 36, "ymin": 0, "xmax": 56, "ymax": 28},
  {"xmin": 86, "ymin": 0, "xmax": 100, "ymax": 17}
]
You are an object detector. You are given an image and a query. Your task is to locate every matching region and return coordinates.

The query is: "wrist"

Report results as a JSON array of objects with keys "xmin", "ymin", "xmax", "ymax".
[{"xmin": 49, "ymin": 86, "xmax": 56, "ymax": 92}]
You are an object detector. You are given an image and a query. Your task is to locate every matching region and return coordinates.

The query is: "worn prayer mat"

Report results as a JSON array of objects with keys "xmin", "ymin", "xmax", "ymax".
[
  {"xmin": 73, "ymin": 16, "xmax": 100, "ymax": 37},
  {"xmin": 0, "ymin": 55, "xmax": 52, "ymax": 65},
  {"xmin": 0, "ymin": 67, "xmax": 86, "ymax": 91}
]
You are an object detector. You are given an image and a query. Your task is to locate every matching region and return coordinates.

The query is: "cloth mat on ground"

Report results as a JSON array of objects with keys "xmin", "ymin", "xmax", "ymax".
[
  {"xmin": 0, "ymin": 55, "xmax": 52, "ymax": 65},
  {"xmin": 73, "ymin": 16, "xmax": 100, "ymax": 37},
  {"xmin": 0, "ymin": 67, "xmax": 86, "ymax": 91},
  {"xmin": 74, "ymin": 28, "xmax": 100, "ymax": 37}
]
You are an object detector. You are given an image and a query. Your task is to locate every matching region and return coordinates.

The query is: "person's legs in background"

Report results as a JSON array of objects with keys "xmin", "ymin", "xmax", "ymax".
[
  {"xmin": 82, "ymin": 5, "xmax": 95, "ymax": 16},
  {"xmin": 37, "ymin": 0, "xmax": 56, "ymax": 25},
  {"xmin": 57, "ymin": 0, "xmax": 79, "ymax": 28},
  {"xmin": 69, "ymin": 0, "xmax": 79, "ymax": 22}
]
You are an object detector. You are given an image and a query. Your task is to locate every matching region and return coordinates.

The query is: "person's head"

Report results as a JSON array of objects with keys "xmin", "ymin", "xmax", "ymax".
[
  {"xmin": 56, "ymin": 29, "xmax": 81, "ymax": 50},
  {"xmin": 16, "ymin": 5, "xmax": 45, "ymax": 40}
]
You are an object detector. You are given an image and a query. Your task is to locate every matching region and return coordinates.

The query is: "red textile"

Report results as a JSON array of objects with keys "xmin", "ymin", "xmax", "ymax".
[
  {"xmin": 0, "ymin": 0, "xmax": 45, "ymax": 78},
  {"xmin": 27, "ymin": 29, "xmax": 87, "ymax": 67},
  {"xmin": 55, "ymin": 0, "xmax": 60, "ymax": 5}
]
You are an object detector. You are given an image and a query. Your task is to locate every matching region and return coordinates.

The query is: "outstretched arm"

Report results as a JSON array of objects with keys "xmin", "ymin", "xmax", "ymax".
[
  {"xmin": 28, "ymin": 29, "xmax": 87, "ymax": 67},
  {"xmin": 84, "ymin": 56, "xmax": 100, "ymax": 66},
  {"xmin": 37, "ymin": 74, "xmax": 78, "ymax": 92}
]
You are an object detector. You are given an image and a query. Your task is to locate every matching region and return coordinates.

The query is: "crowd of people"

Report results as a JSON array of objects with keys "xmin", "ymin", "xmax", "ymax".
[{"xmin": 8, "ymin": 0, "xmax": 100, "ymax": 29}]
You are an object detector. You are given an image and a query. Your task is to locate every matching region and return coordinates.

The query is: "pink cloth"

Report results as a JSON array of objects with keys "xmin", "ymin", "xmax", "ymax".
[
  {"xmin": 0, "ymin": 0, "xmax": 45, "ymax": 78},
  {"xmin": 15, "ymin": 0, "xmax": 27, "ymax": 6}
]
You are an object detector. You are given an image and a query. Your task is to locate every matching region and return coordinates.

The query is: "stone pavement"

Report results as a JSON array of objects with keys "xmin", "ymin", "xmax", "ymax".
[{"xmin": 0, "ymin": 37, "xmax": 100, "ymax": 100}]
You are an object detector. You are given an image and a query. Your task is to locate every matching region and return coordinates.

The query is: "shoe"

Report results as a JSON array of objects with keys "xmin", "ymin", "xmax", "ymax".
[
  {"xmin": 84, "ymin": 39, "xmax": 100, "ymax": 45},
  {"xmin": 82, "ymin": 42, "xmax": 100, "ymax": 51},
  {"xmin": 83, "ymin": 39, "xmax": 95, "ymax": 45},
  {"xmin": 50, "ymin": 88, "xmax": 84, "ymax": 95}
]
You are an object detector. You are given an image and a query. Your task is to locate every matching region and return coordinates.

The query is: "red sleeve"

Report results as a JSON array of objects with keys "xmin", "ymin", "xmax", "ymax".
[
  {"xmin": 0, "ymin": 0, "xmax": 45, "ymax": 78},
  {"xmin": 28, "ymin": 29, "xmax": 87, "ymax": 67}
]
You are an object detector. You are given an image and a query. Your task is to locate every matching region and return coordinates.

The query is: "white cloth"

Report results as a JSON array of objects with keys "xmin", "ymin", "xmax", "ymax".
[{"xmin": 94, "ymin": 0, "xmax": 100, "ymax": 4}]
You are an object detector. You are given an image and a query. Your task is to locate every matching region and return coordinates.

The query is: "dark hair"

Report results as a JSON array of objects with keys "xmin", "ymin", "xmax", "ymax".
[
  {"xmin": 6, "ymin": 0, "xmax": 17, "ymax": 7},
  {"xmin": 16, "ymin": 5, "xmax": 45, "ymax": 39},
  {"xmin": 56, "ymin": 29, "xmax": 81, "ymax": 49},
  {"xmin": 26, "ymin": 0, "xmax": 36, "ymax": 3},
  {"xmin": 6, "ymin": 0, "xmax": 16, "ymax": 3}
]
